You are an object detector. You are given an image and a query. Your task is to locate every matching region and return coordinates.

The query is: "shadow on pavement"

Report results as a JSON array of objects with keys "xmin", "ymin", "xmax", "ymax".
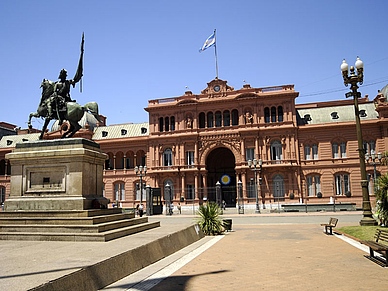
[{"xmin": 103, "ymin": 270, "xmax": 230, "ymax": 291}]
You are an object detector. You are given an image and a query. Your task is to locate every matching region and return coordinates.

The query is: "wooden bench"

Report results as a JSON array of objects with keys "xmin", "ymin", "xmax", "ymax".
[
  {"xmin": 360, "ymin": 229, "xmax": 388, "ymax": 267},
  {"xmin": 320, "ymin": 217, "xmax": 338, "ymax": 235}
]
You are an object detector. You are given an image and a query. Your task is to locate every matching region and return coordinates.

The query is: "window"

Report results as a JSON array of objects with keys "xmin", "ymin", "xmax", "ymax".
[
  {"xmin": 207, "ymin": 112, "xmax": 214, "ymax": 128},
  {"xmin": 105, "ymin": 159, "xmax": 112, "ymax": 170},
  {"xmin": 271, "ymin": 140, "xmax": 283, "ymax": 162},
  {"xmin": 102, "ymin": 131, "xmax": 108, "ymax": 137},
  {"xmin": 340, "ymin": 142, "xmax": 346, "ymax": 158},
  {"xmin": 304, "ymin": 145, "xmax": 311, "ymax": 160},
  {"xmin": 335, "ymin": 174, "xmax": 350, "ymax": 195},
  {"xmin": 312, "ymin": 144, "xmax": 318, "ymax": 160},
  {"xmin": 368, "ymin": 173, "xmax": 381, "ymax": 194},
  {"xmin": 331, "ymin": 112, "xmax": 339, "ymax": 119},
  {"xmin": 159, "ymin": 117, "xmax": 164, "ymax": 132},
  {"xmin": 363, "ymin": 140, "xmax": 376, "ymax": 155},
  {"xmin": 141, "ymin": 156, "xmax": 146, "ymax": 167},
  {"xmin": 223, "ymin": 110, "xmax": 230, "ymax": 126},
  {"xmin": 114, "ymin": 183, "xmax": 125, "ymax": 201},
  {"xmin": 141, "ymin": 127, "xmax": 147, "ymax": 134},
  {"xmin": 0, "ymin": 159, "xmax": 5, "ymax": 175},
  {"xmin": 273, "ymin": 175, "xmax": 285, "ymax": 198},
  {"xmin": 121, "ymin": 129, "xmax": 127, "ymax": 135},
  {"xmin": 278, "ymin": 106, "xmax": 283, "ymax": 122},
  {"xmin": 163, "ymin": 148, "xmax": 173, "ymax": 166},
  {"xmin": 305, "ymin": 144, "xmax": 318, "ymax": 160},
  {"xmin": 136, "ymin": 182, "xmax": 146, "ymax": 201},
  {"xmin": 215, "ymin": 111, "xmax": 222, "ymax": 127},
  {"xmin": 186, "ymin": 151, "xmax": 195, "ymax": 166},
  {"xmin": 170, "ymin": 116, "xmax": 175, "ymax": 131},
  {"xmin": 231, "ymin": 109, "xmax": 239, "ymax": 125},
  {"xmin": 165, "ymin": 117, "xmax": 169, "ymax": 131},
  {"xmin": 359, "ymin": 110, "xmax": 367, "ymax": 117},
  {"xmin": 271, "ymin": 107, "xmax": 277, "ymax": 122},
  {"xmin": 102, "ymin": 184, "xmax": 105, "ymax": 197},
  {"xmin": 332, "ymin": 143, "xmax": 339, "ymax": 158},
  {"xmin": 264, "ymin": 107, "xmax": 270, "ymax": 123},
  {"xmin": 307, "ymin": 176, "xmax": 321, "ymax": 196},
  {"xmin": 187, "ymin": 184, "xmax": 195, "ymax": 199},
  {"xmin": 199, "ymin": 112, "xmax": 205, "ymax": 128},
  {"xmin": 125, "ymin": 157, "xmax": 131, "ymax": 169},
  {"xmin": 333, "ymin": 142, "xmax": 346, "ymax": 158},
  {"xmin": 248, "ymin": 178, "xmax": 256, "ymax": 198},
  {"xmin": 246, "ymin": 148, "xmax": 255, "ymax": 161}
]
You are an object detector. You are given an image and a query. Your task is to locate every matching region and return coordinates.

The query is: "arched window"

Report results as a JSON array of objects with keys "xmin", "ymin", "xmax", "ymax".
[
  {"xmin": 207, "ymin": 112, "xmax": 214, "ymax": 128},
  {"xmin": 159, "ymin": 117, "xmax": 164, "ymax": 132},
  {"xmin": 306, "ymin": 175, "xmax": 321, "ymax": 196},
  {"xmin": 304, "ymin": 145, "xmax": 311, "ymax": 160},
  {"xmin": 231, "ymin": 109, "xmax": 239, "ymax": 126},
  {"xmin": 163, "ymin": 148, "xmax": 173, "ymax": 166},
  {"xmin": 335, "ymin": 173, "xmax": 350, "ymax": 195},
  {"xmin": 114, "ymin": 182, "xmax": 125, "ymax": 201},
  {"xmin": 199, "ymin": 112, "xmax": 206, "ymax": 128},
  {"xmin": 332, "ymin": 142, "xmax": 346, "ymax": 158},
  {"xmin": 273, "ymin": 175, "xmax": 285, "ymax": 199},
  {"xmin": 271, "ymin": 107, "xmax": 277, "ymax": 122},
  {"xmin": 135, "ymin": 182, "xmax": 146, "ymax": 201},
  {"xmin": 170, "ymin": 116, "xmax": 175, "ymax": 131},
  {"xmin": 164, "ymin": 179, "xmax": 174, "ymax": 201},
  {"xmin": 165, "ymin": 117, "xmax": 170, "ymax": 131},
  {"xmin": 278, "ymin": 106, "xmax": 283, "ymax": 122},
  {"xmin": 223, "ymin": 110, "xmax": 230, "ymax": 126},
  {"xmin": 215, "ymin": 111, "xmax": 222, "ymax": 127},
  {"xmin": 264, "ymin": 107, "xmax": 270, "ymax": 123},
  {"xmin": 271, "ymin": 140, "xmax": 283, "ymax": 162},
  {"xmin": 363, "ymin": 140, "xmax": 376, "ymax": 155}
]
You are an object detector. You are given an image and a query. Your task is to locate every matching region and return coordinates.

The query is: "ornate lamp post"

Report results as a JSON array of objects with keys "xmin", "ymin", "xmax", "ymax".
[
  {"xmin": 248, "ymin": 158, "xmax": 263, "ymax": 214},
  {"xmin": 134, "ymin": 165, "xmax": 147, "ymax": 204},
  {"xmin": 365, "ymin": 152, "xmax": 382, "ymax": 194},
  {"xmin": 341, "ymin": 57, "xmax": 377, "ymax": 226}
]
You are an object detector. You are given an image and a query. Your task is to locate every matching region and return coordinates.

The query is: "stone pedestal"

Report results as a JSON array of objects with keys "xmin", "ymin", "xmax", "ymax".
[{"xmin": 5, "ymin": 138, "xmax": 109, "ymax": 211}]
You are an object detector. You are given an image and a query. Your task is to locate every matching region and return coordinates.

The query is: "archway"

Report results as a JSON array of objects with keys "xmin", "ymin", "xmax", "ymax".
[{"xmin": 206, "ymin": 147, "xmax": 236, "ymax": 206}]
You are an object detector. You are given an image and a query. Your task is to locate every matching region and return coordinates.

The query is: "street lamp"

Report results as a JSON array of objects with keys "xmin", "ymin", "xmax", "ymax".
[
  {"xmin": 248, "ymin": 158, "xmax": 263, "ymax": 214},
  {"xmin": 365, "ymin": 152, "xmax": 382, "ymax": 194},
  {"xmin": 134, "ymin": 165, "xmax": 147, "ymax": 204},
  {"xmin": 341, "ymin": 56, "xmax": 377, "ymax": 226}
]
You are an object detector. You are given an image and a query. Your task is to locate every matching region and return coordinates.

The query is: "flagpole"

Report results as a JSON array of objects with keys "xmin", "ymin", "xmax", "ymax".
[{"xmin": 214, "ymin": 29, "xmax": 218, "ymax": 79}]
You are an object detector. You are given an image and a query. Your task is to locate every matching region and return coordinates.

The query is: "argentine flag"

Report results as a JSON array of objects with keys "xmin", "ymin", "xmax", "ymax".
[{"xmin": 199, "ymin": 32, "xmax": 215, "ymax": 53}]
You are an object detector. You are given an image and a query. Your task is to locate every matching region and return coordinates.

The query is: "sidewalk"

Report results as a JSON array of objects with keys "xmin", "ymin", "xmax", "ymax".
[{"xmin": 147, "ymin": 223, "xmax": 388, "ymax": 291}]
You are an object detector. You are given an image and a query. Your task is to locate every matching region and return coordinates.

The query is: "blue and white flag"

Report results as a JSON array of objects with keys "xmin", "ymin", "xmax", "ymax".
[{"xmin": 199, "ymin": 32, "xmax": 215, "ymax": 53}]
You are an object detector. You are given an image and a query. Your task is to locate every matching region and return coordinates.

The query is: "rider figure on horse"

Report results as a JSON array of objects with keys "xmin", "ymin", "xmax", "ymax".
[
  {"xmin": 47, "ymin": 68, "xmax": 80, "ymax": 124},
  {"xmin": 46, "ymin": 33, "xmax": 84, "ymax": 124}
]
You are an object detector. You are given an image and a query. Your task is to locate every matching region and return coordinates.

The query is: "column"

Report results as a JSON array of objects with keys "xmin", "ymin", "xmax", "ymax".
[
  {"xmin": 123, "ymin": 155, "xmax": 127, "ymax": 171},
  {"xmin": 202, "ymin": 173, "xmax": 208, "ymax": 200},
  {"xmin": 241, "ymin": 170, "xmax": 247, "ymax": 199},
  {"xmin": 194, "ymin": 142, "xmax": 198, "ymax": 164},
  {"xmin": 113, "ymin": 155, "xmax": 116, "ymax": 170},
  {"xmin": 255, "ymin": 137, "xmax": 259, "ymax": 159},
  {"xmin": 181, "ymin": 173, "xmax": 186, "ymax": 199},
  {"xmin": 194, "ymin": 173, "xmax": 199, "ymax": 199},
  {"xmin": 241, "ymin": 138, "xmax": 246, "ymax": 161}
]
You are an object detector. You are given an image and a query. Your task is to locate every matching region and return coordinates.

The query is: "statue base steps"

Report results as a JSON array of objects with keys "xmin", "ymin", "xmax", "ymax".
[{"xmin": 0, "ymin": 209, "xmax": 160, "ymax": 242}]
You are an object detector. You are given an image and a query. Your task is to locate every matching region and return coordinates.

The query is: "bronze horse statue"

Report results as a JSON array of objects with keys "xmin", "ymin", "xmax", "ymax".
[{"xmin": 28, "ymin": 79, "xmax": 101, "ymax": 140}]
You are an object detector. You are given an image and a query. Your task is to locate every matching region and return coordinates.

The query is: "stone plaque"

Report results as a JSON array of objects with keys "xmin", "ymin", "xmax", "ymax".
[{"xmin": 26, "ymin": 166, "xmax": 67, "ymax": 194}]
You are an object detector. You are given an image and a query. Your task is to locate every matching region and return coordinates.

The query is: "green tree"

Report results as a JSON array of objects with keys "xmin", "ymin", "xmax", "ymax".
[
  {"xmin": 195, "ymin": 202, "xmax": 225, "ymax": 235},
  {"xmin": 375, "ymin": 173, "xmax": 388, "ymax": 226}
]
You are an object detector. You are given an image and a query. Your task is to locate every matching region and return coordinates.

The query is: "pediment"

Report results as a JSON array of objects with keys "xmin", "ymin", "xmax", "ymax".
[{"xmin": 201, "ymin": 78, "xmax": 234, "ymax": 95}]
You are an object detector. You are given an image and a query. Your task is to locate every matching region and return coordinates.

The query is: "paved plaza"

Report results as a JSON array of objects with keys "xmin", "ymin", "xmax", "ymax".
[{"xmin": 2, "ymin": 211, "xmax": 388, "ymax": 291}]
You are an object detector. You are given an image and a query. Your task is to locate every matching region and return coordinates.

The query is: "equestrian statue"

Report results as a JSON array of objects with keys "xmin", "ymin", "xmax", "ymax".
[{"xmin": 28, "ymin": 33, "xmax": 101, "ymax": 140}]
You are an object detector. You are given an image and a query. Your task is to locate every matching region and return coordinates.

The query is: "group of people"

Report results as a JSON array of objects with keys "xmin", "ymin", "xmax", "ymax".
[{"xmin": 136, "ymin": 204, "xmax": 144, "ymax": 217}]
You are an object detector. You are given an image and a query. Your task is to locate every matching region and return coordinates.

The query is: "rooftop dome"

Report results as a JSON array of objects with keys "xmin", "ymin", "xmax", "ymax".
[
  {"xmin": 380, "ymin": 84, "xmax": 388, "ymax": 101},
  {"xmin": 51, "ymin": 112, "xmax": 98, "ymax": 132}
]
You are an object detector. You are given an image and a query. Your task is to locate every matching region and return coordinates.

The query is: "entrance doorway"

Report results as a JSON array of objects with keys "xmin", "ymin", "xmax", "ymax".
[{"xmin": 206, "ymin": 147, "xmax": 236, "ymax": 207}]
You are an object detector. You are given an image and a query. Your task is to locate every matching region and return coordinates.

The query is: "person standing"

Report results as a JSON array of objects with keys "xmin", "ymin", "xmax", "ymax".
[
  {"xmin": 177, "ymin": 202, "xmax": 181, "ymax": 214},
  {"xmin": 139, "ymin": 204, "xmax": 144, "ymax": 217}
]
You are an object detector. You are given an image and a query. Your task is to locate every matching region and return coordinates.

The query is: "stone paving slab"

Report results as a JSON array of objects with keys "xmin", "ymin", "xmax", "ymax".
[
  {"xmin": 0, "ymin": 221, "xmax": 195, "ymax": 291},
  {"xmin": 149, "ymin": 224, "xmax": 388, "ymax": 291}
]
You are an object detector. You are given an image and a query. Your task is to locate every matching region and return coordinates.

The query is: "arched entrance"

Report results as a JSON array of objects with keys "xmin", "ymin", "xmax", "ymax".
[{"xmin": 206, "ymin": 147, "xmax": 236, "ymax": 207}]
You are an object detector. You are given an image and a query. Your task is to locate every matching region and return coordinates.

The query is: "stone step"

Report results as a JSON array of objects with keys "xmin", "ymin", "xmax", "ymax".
[
  {"xmin": 0, "ymin": 208, "xmax": 123, "ymax": 218},
  {"xmin": 0, "ymin": 213, "xmax": 134, "ymax": 225},
  {"xmin": 0, "ymin": 217, "xmax": 149, "ymax": 233},
  {"xmin": 0, "ymin": 221, "xmax": 161, "ymax": 242}
]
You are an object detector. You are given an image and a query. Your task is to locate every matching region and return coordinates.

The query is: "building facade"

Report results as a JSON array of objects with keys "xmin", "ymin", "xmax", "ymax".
[{"xmin": 1, "ymin": 79, "xmax": 388, "ymax": 210}]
